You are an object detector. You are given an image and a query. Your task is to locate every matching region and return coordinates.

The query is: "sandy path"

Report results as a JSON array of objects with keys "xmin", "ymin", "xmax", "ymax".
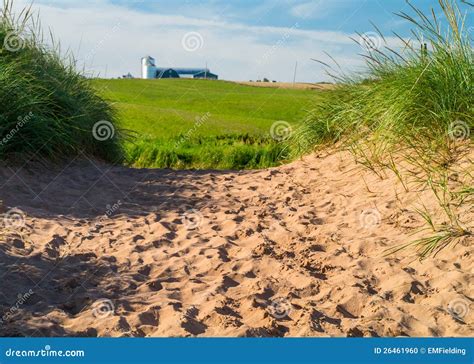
[{"xmin": 0, "ymin": 150, "xmax": 472, "ymax": 337}]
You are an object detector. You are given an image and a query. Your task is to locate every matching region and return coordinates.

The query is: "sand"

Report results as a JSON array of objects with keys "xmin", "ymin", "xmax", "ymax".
[{"xmin": 0, "ymin": 150, "xmax": 472, "ymax": 337}]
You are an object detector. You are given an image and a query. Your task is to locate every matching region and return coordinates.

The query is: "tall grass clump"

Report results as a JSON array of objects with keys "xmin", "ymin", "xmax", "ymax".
[
  {"xmin": 0, "ymin": 0, "xmax": 124, "ymax": 163},
  {"xmin": 294, "ymin": 0, "xmax": 473, "ymax": 258},
  {"xmin": 126, "ymin": 134, "xmax": 287, "ymax": 170},
  {"xmin": 295, "ymin": 0, "xmax": 472, "ymax": 158}
]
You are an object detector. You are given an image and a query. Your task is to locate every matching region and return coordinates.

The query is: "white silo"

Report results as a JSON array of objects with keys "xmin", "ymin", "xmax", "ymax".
[{"xmin": 141, "ymin": 56, "xmax": 157, "ymax": 79}]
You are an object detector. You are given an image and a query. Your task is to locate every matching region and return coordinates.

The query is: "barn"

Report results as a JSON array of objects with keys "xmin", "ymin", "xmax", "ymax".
[{"xmin": 141, "ymin": 56, "xmax": 218, "ymax": 80}]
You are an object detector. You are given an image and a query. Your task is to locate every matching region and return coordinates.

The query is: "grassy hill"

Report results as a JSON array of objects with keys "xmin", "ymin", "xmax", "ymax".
[{"xmin": 92, "ymin": 79, "xmax": 321, "ymax": 169}]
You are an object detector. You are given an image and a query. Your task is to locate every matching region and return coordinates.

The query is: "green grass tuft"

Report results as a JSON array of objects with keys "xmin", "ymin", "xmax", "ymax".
[
  {"xmin": 93, "ymin": 78, "xmax": 319, "ymax": 170},
  {"xmin": 293, "ymin": 0, "xmax": 473, "ymax": 258},
  {"xmin": 293, "ymin": 0, "xmax": 473, "ymax": 160},
  {"xmin": 0, "ymin": 0, "xmax": 124, "ymax": 163},
  {"xmin": 126, "ymin": 134, "xmax": 289, "ymax": 170}
]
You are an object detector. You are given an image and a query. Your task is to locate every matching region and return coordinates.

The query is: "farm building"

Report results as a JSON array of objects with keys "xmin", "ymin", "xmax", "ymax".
[{"xmin": 141, "ymin": 56, "xmax": 218, "ymax": 80}]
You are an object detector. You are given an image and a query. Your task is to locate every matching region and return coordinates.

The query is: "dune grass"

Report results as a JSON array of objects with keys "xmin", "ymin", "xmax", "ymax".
[
  {"xmin": 93, "ymin": 78, "xmax": 319, "ymax": 169},
  {"xmin": 0, "ymin": 0, "xmax": 123, "ymax": 163},
  {"xmin": 293, "ymin": 0, "xmax": 473, "ymax": 259},
  {"xmin": 294, "ymin": 0, "xmax": 473, "ymax": 159},
  {"xmin": 126, "ymin": 134, "xmax": 287, "ymax": 170}
]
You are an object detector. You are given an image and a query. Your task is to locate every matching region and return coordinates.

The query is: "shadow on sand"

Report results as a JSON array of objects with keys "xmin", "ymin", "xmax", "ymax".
[{"xmin": 0, "ymin": 158, "xmax": 243, "ymax": 337}]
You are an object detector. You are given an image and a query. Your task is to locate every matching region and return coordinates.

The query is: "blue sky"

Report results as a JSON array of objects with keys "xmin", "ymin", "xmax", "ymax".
[
  {"xmin": 114, "ymin": 0, "xmax": 436, "ymax": 35},
  {"xmin": 17, "ymin": 0, "xmax": 474, "ymax": 82}
]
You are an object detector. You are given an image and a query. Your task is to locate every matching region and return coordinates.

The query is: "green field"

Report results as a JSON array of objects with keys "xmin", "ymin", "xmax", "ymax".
[{"xmin": 92, "ymin": 79, "xmax": 322, "ymax": 169}]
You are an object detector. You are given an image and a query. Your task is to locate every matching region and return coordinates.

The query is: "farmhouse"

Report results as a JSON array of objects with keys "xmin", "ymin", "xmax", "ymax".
[{"xmin": 141, "ymin": 56, "xmax": 218, "ymax": 80}]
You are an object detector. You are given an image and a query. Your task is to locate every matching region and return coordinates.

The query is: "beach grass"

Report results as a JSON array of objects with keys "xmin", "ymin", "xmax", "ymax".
[
  {"xmin": 0, "ymin": 0, "xmax": 124, "ymax": 163},
  {"xmin": 126, "ymin": 134, "xmax": 287, "ymax": 170},
  {"xmin": 293, "ymin": 0, "xmax": 473, "ymax": 258},
  {"xmin": 293, "ymin": 0, "xmax": 473, "ymax": 160}
]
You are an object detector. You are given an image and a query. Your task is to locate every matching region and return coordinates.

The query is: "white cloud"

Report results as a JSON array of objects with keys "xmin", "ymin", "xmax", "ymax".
[
  {"xmin": 12, "ymin": 0, "xmax": 387, "ymax": 82},
  {"xmin": 290, "ymin": 0, "xmax": 350, "ymax": 20}
]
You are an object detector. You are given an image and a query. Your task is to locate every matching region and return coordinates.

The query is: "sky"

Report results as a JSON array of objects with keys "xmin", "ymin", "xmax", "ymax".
[{"xmin": 13, "ymin": 0, "xmax": 474, "ymax": 82}]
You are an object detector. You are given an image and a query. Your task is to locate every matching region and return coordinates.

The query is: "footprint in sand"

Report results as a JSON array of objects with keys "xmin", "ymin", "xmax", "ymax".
[
  {"xmin": 181, "ymin": 307, "xmax": 207, "ymax": 335},
  {"xmin": 146, "ymin": 280, "xmax": 164, "ymax": 292}
]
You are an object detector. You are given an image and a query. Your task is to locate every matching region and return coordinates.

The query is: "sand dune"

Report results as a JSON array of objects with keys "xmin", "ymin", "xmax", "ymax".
[{"xmin": 0, "ymin": 150, "xmax": 472, "ymax": 337}]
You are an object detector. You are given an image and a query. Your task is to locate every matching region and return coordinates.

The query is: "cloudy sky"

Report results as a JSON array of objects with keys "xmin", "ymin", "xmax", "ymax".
[{"xmin": 13, "ymin": 0, "xmax": 473, "ymax": 82}]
